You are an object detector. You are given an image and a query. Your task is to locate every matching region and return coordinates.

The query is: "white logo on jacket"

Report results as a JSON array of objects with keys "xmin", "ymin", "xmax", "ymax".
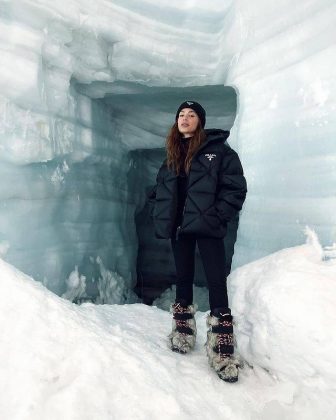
[{"xmin": 204, "ymin": 153, "xmax": 216, "ymax": 161}]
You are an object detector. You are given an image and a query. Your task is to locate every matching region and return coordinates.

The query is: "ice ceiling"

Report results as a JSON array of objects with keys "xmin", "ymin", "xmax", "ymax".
[{"xmin": 0, "ymin": 0, "xmax": 335, "ymax": 301}]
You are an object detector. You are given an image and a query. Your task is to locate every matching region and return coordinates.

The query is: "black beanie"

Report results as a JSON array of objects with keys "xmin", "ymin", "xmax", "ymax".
[{"xmin": 175, "ymin": 101, "xmax": 206, "ymax": 128}]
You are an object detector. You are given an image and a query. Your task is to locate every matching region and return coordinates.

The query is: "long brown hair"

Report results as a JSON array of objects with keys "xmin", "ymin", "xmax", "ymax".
[{"xmin": 166, "ymin": 122, "xmax": 206, "ymax": 175}]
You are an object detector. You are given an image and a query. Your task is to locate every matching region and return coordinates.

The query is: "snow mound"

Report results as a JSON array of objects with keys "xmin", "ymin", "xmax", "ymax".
[
  {"xmin": 230, "ymin": 228, "xmax": 336, "ymax": 416},
  {"xmin": 1, "ymin": 230, "xmax": 336, "ymax": 420}
]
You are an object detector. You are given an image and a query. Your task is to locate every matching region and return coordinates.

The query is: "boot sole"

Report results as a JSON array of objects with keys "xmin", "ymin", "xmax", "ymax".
[
  {"xmin": 171, "ymin": 347, "xmax": 188, "ymax": 354},
  {"xmin": 219, "ymin": 375, "xmax": 238, "ymax": 383}
]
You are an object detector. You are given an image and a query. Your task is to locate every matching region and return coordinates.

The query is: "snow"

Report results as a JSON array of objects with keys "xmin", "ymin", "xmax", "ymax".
[{"xmin": 1, "ymin": 230, "xmax": 335, "ymax": 419}]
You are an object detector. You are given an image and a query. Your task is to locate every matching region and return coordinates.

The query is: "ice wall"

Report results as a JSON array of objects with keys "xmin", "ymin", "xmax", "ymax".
[
  {"xmin": 0, "ymin": 87, "xmax": 137, "ymax": 296},
  {"xmin": 0, "ymin": 0, "xmax": 335, "ymax": 296},
  {"xmin": 225, "ymin": 0, "xmax": 336, "ymax": 266}
]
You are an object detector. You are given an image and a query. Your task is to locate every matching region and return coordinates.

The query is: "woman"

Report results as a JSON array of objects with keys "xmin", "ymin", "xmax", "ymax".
[{"xmin": 148, "ymin": 101, "xmax": 247, "ymax": 382}]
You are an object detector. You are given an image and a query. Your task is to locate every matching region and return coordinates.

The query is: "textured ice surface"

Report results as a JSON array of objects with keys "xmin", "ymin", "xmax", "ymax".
[
  {"xmin": 0, "ymin": 0, "xmax": 335, "ymax": 296},
  {"xmin": 62, "ymin": 258, "xmax": 140, "ymax": 304},
  {"xmin": 225, "ymin": 0, "xmax": 336, "ymax": 267},
  {"xmin": 0, "ymin": 231, "xmax": 335, "ymax": 419}
]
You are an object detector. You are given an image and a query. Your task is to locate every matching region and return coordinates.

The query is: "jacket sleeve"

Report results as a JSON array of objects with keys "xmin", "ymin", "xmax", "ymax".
[
  {"xmin": 146, "ymin": 163, "xmax": 164, "ymax": 201},
  {"xmin": 147, "ymin": 184, "xmax": 157, "ymax": 201},
  {"xmin": 146, "ymin": 164, "xmax": 165, "ymax": 222},
  {"xmin": 214, "ymin": 149, "xmax": 247, "ymax": 223}
]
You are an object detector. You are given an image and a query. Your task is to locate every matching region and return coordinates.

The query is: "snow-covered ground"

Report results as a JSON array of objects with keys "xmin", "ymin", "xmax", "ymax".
[{"xmin": 1, "ymin": 230, "xmax": 335, "ymax": 420}]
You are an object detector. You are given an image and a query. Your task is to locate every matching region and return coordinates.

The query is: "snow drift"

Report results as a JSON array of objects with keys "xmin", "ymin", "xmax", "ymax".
[{"xmin": 1, "ymin": 230, "xmax": 335, "ymax": 420}]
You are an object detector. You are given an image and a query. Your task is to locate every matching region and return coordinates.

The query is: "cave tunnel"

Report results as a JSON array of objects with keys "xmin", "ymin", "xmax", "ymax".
[
  {"xmin": 88, "ymin": 83, "xmax": 239, "ymax": 308},
  {"xmin": 1, "ymin": 78, "xmax": 239, "ymax": 309}
]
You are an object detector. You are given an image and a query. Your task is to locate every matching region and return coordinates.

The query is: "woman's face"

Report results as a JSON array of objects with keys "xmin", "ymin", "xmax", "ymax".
[{"xmin": 177, "ymin": 108, "xmax": 200, "ymax": 137}]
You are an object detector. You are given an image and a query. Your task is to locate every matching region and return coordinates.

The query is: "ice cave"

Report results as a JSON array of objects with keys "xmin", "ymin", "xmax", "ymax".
[
  {"xmin": 1, "ymin": 1, "xmax": 336, "ymax": 418},
  {"xmin": 2, "ymin": 0, "xmax": 334, "ymax": 306}
]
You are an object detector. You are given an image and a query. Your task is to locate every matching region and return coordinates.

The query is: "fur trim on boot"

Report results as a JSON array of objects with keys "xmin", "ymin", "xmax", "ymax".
[
  {"xmin": 168, "ymin": 301, "xmax": 197, "ymax": 354},
  {"xmin": 205, "ymin": 308, "xmax": 242, "ymax": 383}
]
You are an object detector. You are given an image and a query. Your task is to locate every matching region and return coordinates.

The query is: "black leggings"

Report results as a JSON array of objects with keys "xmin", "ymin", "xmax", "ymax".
[{"xmin": 170, "ymin": 234, "xmax": 229, "ymax": 311}]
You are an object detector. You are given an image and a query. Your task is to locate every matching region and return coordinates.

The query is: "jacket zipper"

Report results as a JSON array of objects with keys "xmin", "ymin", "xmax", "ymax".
[{"xmin": 174, "ymin": 136, "xmax": 220, "ymax": 240}]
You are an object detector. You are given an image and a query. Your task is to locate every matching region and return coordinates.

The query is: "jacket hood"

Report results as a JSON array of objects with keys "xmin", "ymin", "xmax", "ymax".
[
  {"xmin": 204, "ymin": 128, "xmax": 230, "ymax": 143},
  {"xmin": 194, "ymin": 129, "xmax": 230, "ymax": 154}
]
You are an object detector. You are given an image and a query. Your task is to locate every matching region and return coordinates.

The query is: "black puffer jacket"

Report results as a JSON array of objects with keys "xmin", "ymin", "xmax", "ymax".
[{"xmin": 149, "ymin": 129, "xmax": 247, "ymax": 240}]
